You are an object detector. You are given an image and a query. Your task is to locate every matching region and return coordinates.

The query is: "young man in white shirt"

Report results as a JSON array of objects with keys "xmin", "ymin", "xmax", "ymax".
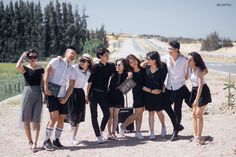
[
  {"xmin": 162, "ymin": 40, "xmax": 190, "ymax": 141},
  {"xmin": 43, "ymin": 46, "xmax": 77, "ymax": 151}
]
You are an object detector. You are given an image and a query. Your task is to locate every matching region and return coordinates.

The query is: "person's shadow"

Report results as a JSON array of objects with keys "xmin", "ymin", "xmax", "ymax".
[
  {"xmin": 62, "ymin": 136, "xmax": 147, "ymax": 151},
  {"xmin": 36, "ymin": 134, "xmax": 214, "ymax": 152}
]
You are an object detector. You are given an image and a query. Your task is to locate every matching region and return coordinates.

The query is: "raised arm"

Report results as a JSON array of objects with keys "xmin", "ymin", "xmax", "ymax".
[{"xmin": 16, "ymin": 51, "xmax": 27, "ymax": 73}]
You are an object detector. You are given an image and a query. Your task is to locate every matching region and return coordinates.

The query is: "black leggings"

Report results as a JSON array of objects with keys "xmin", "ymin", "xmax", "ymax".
[
  {"xmin": 90, "ymin": 91, "xmax": 110, "ymax": 137},
  {"xmin": 163, "ymin": 85, "xmax": 190, "ymax": 131}
]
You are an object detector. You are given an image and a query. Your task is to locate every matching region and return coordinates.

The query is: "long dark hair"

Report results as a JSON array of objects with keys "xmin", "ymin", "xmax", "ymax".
[
  {"xmin": 115, "ymin": 58, "xmax": 128, "ymax": 74},
  {"xmin": 26, "ymin": 49, "xmax": 38, "ymax": 58},
  {"xmin": 188, "ymin": 52, "xmax": 207, "ymax": 71},
  {"xmin": 79, "ymin": 59, "xmax": 93, "ymax": 73},
  {"xmin": 146, "ymin": 51, "xmax": 162, "ymax": 68},
  {"xmin": 126, "ymin": 54, "xmax": 141, "ymax": 71}
]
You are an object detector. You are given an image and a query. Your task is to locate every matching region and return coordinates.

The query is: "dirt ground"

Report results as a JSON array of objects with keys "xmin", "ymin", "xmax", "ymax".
[{"xmin": 0, "ymin": 70, "xmax": 236, "ymax": 157}]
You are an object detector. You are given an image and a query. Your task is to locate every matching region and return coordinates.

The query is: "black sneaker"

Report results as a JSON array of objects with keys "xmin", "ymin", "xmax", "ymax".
[
  {"xmin": 43, "ymin": 139, "xmax": 54, "ymax": 151},
  {"xmin": 170, "ymin": 131, "xmax": 179, "ymax": 141},
  {"xmin": 178, "ymin": 124, "xmax": 184, "ymax": 131},
  {"xmin": 53, "ymin": 139, "xmax": 64, "ymax": 148}
]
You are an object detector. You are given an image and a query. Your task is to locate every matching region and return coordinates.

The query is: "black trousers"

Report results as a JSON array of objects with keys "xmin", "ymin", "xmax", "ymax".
[
  {"xmin": 163, "ymin": 85, "xmax": 190, "ymax": 131},
  {"xmin": 90, "ymin": 90, "xmax": 110, "ymax": 137}
]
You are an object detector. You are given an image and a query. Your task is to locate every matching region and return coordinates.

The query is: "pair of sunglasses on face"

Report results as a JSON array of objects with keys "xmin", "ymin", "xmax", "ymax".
[{"xmin": 28, "ymin": 56, "xmax": 38, "ymax": 60}]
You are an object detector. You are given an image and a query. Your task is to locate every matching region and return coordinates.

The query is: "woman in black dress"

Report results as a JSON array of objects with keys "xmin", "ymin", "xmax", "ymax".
[
  {"xmin": 16, "ymin": 50, "xmax": 44, "ymax": 153},
  {"xmin": 142, "ymin": 51, "xmax": 168, "ymax": 140},
  {"xmin": 118, "ymin": 54, "xmax": 145, "ymax": 139},
  {"xmin": 107, "ymin": 58, "xmax": 128, "ymax": 139},
  {"xmin": 68, "ymin": 53, "xmax": 93, "ymax": 145}
]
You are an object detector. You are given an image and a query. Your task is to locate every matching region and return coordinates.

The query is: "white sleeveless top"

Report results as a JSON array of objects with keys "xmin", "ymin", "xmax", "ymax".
[{"xmin": 188, "ymin": 67, "xmax": 206, "ymax": 87}]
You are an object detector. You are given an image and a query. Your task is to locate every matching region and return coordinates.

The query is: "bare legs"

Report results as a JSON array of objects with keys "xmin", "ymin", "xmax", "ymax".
[
  {"xmin": 24, "ymin": 122, "xmax": 40, "ymax": 152},
  {"xmin": 108, "ymin": 107, "xmax": 120, "ymax": 138},
  {"xmin": 192, "ymin": 105, "xmax": 207, "ymax": 143},
  {"xmin": 123, "ymin": 107, "xmax": 144, "ymax": 130}
]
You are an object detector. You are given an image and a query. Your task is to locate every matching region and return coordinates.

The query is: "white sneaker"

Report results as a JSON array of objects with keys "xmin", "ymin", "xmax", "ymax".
[
  {"xmin": 68, "ymin": 125, "xmax": 73, "ymax": 131},
  {"xmin": 149, "ymin": 132, "xmax": 156, "ymax": 140},
  {"xmin": 71, "ymin": 139, "xmax": 79, "ymax": 145},
  {"xmin": 193, "ymin": 136, "xmax": 200, "ymax": 144},
  {"xmin": 97, "ymin": 136, "xmax": 104, "ymax": 144},
  {"xmin": 161, "ymin": 127, "xmax": 167, "ymax": 137},
  {"xmin": 100, "ymin": 131, "xmax": 104, "ymax": 139},
  {"xmin": 118, "ymin": 123, "xmax": 125, "ymax": 136},
  {"xmin": 135, "ymin": 132, "xmax": 144, "ymax": 140}
]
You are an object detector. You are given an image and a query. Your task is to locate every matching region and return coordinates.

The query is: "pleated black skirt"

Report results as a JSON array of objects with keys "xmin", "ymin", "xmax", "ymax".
[
  {"xmin": 189, "ymin": 84, "xmax": 212, "ymax": 107},
  {"xmin": 68, "ymin": 88, "xmax": 86, "ymax": 126}
]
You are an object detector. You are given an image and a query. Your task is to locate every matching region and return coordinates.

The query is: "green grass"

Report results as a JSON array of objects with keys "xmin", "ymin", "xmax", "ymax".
[{"xmin": 0, "ymin": 63, "xmax": 24, "ymax": 102}]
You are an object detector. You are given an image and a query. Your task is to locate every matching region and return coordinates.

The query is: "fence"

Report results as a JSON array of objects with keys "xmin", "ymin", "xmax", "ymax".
[{"xmin": 0, "ymin": 78, "xmax": 24, "ymax": 102}]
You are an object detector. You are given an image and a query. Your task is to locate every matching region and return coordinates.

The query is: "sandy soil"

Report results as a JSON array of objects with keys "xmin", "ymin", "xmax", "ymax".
[{"xmin": 0, "ymin": 70, "xmax": 236, "ymax": 157}]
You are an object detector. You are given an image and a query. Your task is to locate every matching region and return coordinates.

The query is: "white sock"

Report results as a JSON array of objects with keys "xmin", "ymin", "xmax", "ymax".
[
  {"xmin": 55, "ymin": 127, "xmax": 63, "ymax": 140},
  {"xmin": 45, "ymin": 126, "xmax": 54, "ymax": 141}
]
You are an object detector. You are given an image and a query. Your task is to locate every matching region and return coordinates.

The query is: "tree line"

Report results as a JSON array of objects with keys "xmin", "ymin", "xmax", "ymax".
[
  {"xmin": 201, "ymin": 31, "xmax": 233, "ymax": 51},
  {"xmin": 0, "ymin": 0, "xmax": 108, "ymax": 62}
]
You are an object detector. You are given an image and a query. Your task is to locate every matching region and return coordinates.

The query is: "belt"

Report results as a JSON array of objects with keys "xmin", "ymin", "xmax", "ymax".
[{"xmin": 93, "ymin": 88, "xmax": 106, "ymax": 93}]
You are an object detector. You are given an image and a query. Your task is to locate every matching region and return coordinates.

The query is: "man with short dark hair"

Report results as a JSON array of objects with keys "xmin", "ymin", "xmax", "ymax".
[
  {"xmin": 162, "ymin": 40, "xmax": 190, "ymax": 141},
  {"xmin": 87, "ymin": 48, "xmax": 116, "ymax": 144},
  {"xmin": 43, "ymin": 46, "xmax": 77, "ymax": 151}
]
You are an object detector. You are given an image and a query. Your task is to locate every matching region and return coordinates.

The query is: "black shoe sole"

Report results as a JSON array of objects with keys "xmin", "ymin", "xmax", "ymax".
[
  {"xmin": 52, "ymin": 144, "xmax": 64, "ymax": 148},
  {"xmin": 43, "ymin": 145, "xmax": 55, "ymax": 151}
]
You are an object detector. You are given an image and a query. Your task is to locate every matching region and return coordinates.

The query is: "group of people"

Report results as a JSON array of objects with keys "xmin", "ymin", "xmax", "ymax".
[{"xmin": 16, "ymin": 40, "xmax": 212, "ymax": 153}]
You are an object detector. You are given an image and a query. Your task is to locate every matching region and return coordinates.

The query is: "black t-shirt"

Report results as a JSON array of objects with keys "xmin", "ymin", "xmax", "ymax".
[
  {"xmin": 23, "ymin": 65, "xmax": 44, "ymax": 86},
  {"xmin": 88, "ymin": 62, "xmax": 116, "ymax": 91},
  {"xmin": 144, "ymin": 63, "xmax": 168, "ymax": 90},
  {"xmin": 108, "ymin": 71, "xmax": 127, "ymax": 92}
]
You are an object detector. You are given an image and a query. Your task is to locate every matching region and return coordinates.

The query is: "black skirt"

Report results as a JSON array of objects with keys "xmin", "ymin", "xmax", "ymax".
[
  {"xmin": 132, "ymin": 90, "xmax": 145, "ymax": 108},
  {"xmin": 189, "ymin": 84, "xmax": 212, "ymax": 107},
  {"xmin": 68, "ymin": 88, "xmax": 86, "ymax": 126},
  {"xmin": 108, "ymin": 90, "xmax": 124, "ymax": 108},
  {"xmin": 144, "ymin": 92, "xmax": 163, "ymax": 111}
]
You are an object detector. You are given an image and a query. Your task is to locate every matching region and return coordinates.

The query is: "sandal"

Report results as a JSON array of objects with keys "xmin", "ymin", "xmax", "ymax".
[
  {"xmin": 107, "ymin": 132, "xmax": 114, "ymax": 140},
  {"xmin": 32, "ymin": 143, "xmax": 38, "ymax": 153},
  {"xmin": 111, "ymin": 132, "xmax": 118, "ymax": 140},
  {"xmin": 28, "ymin": 141, "xmax": 33, "ymax": 150}
]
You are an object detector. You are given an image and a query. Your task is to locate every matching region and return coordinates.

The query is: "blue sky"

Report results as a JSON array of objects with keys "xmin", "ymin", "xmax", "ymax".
[{"xmin": 3, "ymin": 0, "xmax": 236, "ymax": 40}]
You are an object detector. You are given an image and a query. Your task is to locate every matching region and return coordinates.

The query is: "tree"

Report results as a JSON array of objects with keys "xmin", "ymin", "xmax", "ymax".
[
  {"xmin": 201, "ymin": 31, "xmax": 221, "ymax": 51},
  {"xmin": 0, "ymin": 0, "xmax": 108, "ymax": 61}
]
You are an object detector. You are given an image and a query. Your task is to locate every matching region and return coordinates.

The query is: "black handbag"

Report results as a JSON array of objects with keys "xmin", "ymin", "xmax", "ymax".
[{"xmin": 48, "ymin": 82, "xmax": 61, "ymax": 97}]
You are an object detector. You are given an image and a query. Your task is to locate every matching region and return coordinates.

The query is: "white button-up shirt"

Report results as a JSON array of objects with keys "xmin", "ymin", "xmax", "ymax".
[
  {"xmin": 161, "ymin": 54, "xmax": 188, "ymax": 90},
  {"xmin": 72, "ymin": 64, "xmax": 91, "ymax": 89},
  {"xmin": 49, "ymin": 58, "xmax": 76, "ymax": 97}
]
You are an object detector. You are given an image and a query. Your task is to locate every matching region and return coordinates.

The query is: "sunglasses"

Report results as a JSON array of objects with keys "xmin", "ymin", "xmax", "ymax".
[{"xmin": 28, "ymin": 56, "xmax": 38, "ymax": 60}]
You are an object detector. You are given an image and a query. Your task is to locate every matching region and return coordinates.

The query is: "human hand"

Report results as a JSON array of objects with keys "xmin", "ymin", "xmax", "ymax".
[
  {"xmin": 44, "ymin": 87, "xmax": 52, "ymax": 96},
  {"xmin": 59, "ymin": 97, "xmax": 68, "ymax": 104},
  {"xmin": 127, "ymin": 72, "xmax": 133, "ymax": 79},
  {"xmin": 57, "ymin": 56, "xmax": 63, "ymax": 61},
  {"xmin": 21, "ymin": 51, "xmax": 28, "ymax": 59},
  {"xmin": 151, "ymin": 89, "xmax": 161, "ymax": 95}
]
